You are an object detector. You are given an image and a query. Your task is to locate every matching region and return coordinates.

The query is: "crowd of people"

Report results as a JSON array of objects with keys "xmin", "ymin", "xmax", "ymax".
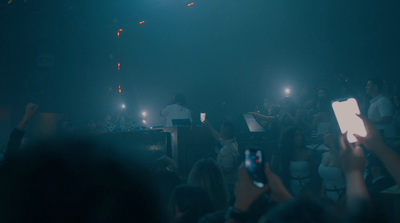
[{"xmin": 0, "ymin": 76, "xmax": 399, "ymax": 222}]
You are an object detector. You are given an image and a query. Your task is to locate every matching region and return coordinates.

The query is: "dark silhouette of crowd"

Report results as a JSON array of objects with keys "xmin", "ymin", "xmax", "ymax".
[{"xmin": 0, "ymin": 76, "xmax": 400, "ymax": 223}]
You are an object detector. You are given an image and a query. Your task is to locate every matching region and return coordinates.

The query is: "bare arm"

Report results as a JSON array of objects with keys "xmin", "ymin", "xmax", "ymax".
[
  {"xmin": 204, "ymin": 120, "xmax": 222, "ymax": 142},
  {"xmin": 355, "ymin": 115, "xmax": 400, "ymax": 185},
  {"xmin": 7, "ymin": 103, "xmax": 38, "ymax": 155},
  {"xmin": 17, "ymin": 103, "xmax": 38, "ymax": 130},
  {"xmin": 340, "ymin": 133, "xmax": 370, "ymax": 208},
  {"xmin": 247, "ymin": 112, "xmax": 278, "ymax": 121},
  {"xmin": 226, "ymin": 164, "xmax": 292, "ymax": 223}
]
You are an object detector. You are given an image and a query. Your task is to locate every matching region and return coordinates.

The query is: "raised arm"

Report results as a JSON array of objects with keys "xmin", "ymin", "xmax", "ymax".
[
  {"xmin": 340, "ymin": 133, "xmax": 369, "ymax": 208},
  {"xmin": 226, "ymin": 164, "xmax": 292, "ymax": 223},
  {"xmin": 7, "ymin": 103, "xmax": 38, "ymax": 155},
  {"xmin": 204, "ymin": 120, "xmax": 222, "ymax": 142},
  {"xmin": 247, "ymin": 112, "xmax": 278, "ymax": 121},
  {"xmin": 355, "ymin": 115, "xmax": 400, "ymax": 185}
]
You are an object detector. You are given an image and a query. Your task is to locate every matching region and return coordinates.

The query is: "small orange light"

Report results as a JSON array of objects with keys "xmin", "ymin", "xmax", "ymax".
[
  {"xmin": 187, "ymin": 2, "xmax": 194, "ymax": 6},
  {"xmin": 117, "ymin": 32, "xmax": 120, "ymax": 37},
  {"xmin": 118, "ymin": 85, "xmax": 122, "ymax": 94},
  {"xmin": 8, "ymin": 0, "xmax": 12, "ymax": 4},
  {"xmin": 119, "ymin": 29, "xmax": 124, "ymax": 32},
  {"xmin": 139, "ymin": 21, "xmax": 146, "ymax": 24},
  {"xmin": 117, "ymin": 62, "xmax": 120, "ymax": 71}
]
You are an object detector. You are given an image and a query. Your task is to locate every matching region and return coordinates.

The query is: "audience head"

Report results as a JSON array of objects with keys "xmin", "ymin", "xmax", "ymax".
[
  {"xmin": 281, "ymin": 126, "xmax": 305, "ymax": 153},
  {"xmin": 174, "ymin": 93, "xmax": 187, "ymax": 106},
  {"xmin": 151, "ymin": 155, "xmax": 178, "ymax": 174},
  {"xmin": 323, "ymin": 131, "xmax": 340, "ymax": 153},
  {"xmin": 317, "ymin": 87, "xmax": 330, "ymax": 101},
  {"xmin": 187, "ymin": 158, "xmax": 228, "ymax": 210},
  {"xmin": 366, "ymin": 77, "xmax": 384, "ymax": 97},
  {"xmin": 169, "ymin": 184, "xmax": 214, "ymax": 223},
  {"xmin": 268, "ymin": 104, "xmax": 281, "ymax": 116},
  {"xmin": 151, "ymin": 156, "xmax": 182, "ymax": 209},
  {"xmin": 0, "ymin": 138, "xmax": 165, "ymax": 223}
]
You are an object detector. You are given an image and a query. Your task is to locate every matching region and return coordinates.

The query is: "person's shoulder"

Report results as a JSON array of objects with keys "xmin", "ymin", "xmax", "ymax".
[
  {"xmin": 164, "ymin": 104, "xmax": 179, "ymax": 110},
  {"xmin": 377, "ymin": 95, "xmax": 391, "ymax": 103},
  {"xmin": 321, "ymin": 151, "xmax": 329, "ymax": 159}
]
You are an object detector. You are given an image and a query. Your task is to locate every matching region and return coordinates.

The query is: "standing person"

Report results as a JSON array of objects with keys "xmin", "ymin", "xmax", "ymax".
[
  {"xmin": 366, "ymin": 77, "xmax": 396, "ymax": 138},
  {"xmin": 205, "ymin": 120, "xmax": 239, "ymax": 192},
  {"xmin": 272, "ymin": 127, "xmax": 318, "ymax": 197},
  {"xmin": 318, "ymin": 131, "xmax": 346, "ymax": 202},
  {"xmin": 161, "ymin": 93, "xmax": 192, "ymax": 127}
]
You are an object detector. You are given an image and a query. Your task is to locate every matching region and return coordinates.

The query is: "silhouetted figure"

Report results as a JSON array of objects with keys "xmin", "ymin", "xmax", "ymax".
[
  {"xmin": 161, "ymin": 93, "xmax": 192, "ymax": 127},
  {"xmin": 188, "ymin": 158, "xmax": 229, "ymax": 210},
  {"xmin": 169, "ymin": 184, "xmax": 214, "ymax": 223},
  {"xmin": 0, "ymin": 138, "xmax": 166, "ymax": 223}
]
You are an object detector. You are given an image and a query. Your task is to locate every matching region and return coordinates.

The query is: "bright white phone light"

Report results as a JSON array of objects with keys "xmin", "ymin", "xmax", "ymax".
[
  {"xmin": 332, "ymin": 98, "xmax": 367, "ymax": 143},
  {"xmin": 200, "ymin": 113, "xmax": 206, "ymax": 123},
  {"xmin": 285, "ymin": 88, "xmax": 291, "ymax": 95},
  {"xmin": 121, "ymin": 104, "xmax": 126, "ymax": 109},
  {"xmin": 142, "ymin": 111, "xmax": 147, "ymax": 117}
]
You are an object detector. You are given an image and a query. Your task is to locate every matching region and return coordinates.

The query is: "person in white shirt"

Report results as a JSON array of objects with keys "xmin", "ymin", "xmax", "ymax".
[
  {"xmin": 160, "ymin": 93, "xmax": 192, "ymax": 127},
  {"xmin": 205, "ymin": 120, "xmax": 239, "ymax": 191},
  {"xmin": 366, "ymin": 77, "xmax": 396, "ymax": 138}
]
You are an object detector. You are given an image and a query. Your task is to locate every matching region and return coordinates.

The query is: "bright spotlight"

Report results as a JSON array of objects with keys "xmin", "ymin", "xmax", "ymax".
[
  {"xmin": 285, "ymin": 88, "xmax": 291, "ymax": 96},
  {"xmin": 121, "ymin": 104, "xmax": 126, "ymax": 109},
  {"xmin": 142, "ymin": 111, "xmax": 147, "ymax": 117}
]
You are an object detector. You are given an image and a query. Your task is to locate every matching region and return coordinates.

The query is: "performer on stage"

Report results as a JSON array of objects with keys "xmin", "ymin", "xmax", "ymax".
[{"xmin": 160, "ymin": 93, "xmax": 192, "ymax": 127}]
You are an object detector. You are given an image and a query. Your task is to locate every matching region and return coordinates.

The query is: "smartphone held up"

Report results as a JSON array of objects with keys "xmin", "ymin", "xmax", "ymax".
[
  {"xmin": 331, "ymin": 98, "xmax": 367, "ymax": 143},
  {"xmin": 200, "ymin": 113, "xmax": 206, "ymax": 123},
  {"xmin": 245, "ymin": 149, "xmax": 267, "ymax": 188}
]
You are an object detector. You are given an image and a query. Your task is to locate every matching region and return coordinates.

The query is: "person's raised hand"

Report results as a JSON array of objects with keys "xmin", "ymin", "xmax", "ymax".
[
  {"xmin": 340, "ymin": 133, "xmax": 366, "ymax": 175},
  {"xmin": 24, "ymin": 103, "xmax": 38, "ymax": 120},
  {"xmin": 264, "ymin": 163, "xmax": 292, "ymax": 202},
  {"xmin": 234, "ymin": 164, "xmax": 269, "ymax": 211},
  {"xmin": 354, "ymin": 114, "xmax": 385, "ymax": 155}
]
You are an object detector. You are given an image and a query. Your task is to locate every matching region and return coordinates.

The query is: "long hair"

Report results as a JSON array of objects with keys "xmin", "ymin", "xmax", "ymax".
[
  {"xmin": 169, "ymin": 185, "xmax": 214, "ymax": 223},
  {"xmin": 187, "ymin": 158, "xmax": 228, "ymax": 210},
  {"xmin": 279, "ymin": 126, "xmax": 306, "ymax": 188}
]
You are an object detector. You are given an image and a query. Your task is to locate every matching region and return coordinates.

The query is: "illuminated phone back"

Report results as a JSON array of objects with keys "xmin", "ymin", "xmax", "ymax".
[{"xmin": 332, "ymin": 98, "xmax": 367, "ymax": 143}]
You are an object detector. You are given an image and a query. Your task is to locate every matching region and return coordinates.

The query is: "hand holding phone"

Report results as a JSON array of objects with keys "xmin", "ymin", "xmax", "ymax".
[
  {"xmin": 332, "ymin": 98, "xmax": 367, "ymax": 143},
  {"xmin": 244, "ymin": 149, "xmax": 267, "ymax": 188}
]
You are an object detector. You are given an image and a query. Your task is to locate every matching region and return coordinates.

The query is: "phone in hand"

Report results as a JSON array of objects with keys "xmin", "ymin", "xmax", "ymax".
[
  {"xmin": 331, "ymin": 98, "xmax": 367, "ymax": 143},
  {"xmin": 200, "ymin": 113, "xmax": 206, "ymax": 123},
  {"xmin": 244, "ymin": 149, "xmax": 267, "ymax": 188}
]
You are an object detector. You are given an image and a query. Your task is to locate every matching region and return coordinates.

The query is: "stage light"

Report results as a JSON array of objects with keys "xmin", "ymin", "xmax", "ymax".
[
  {"xmin": 118, "ymin": 62, "xmax": 120, "ymax": 71},
  {"xmin": 139, "ymin": 21, "xmax": 146, "ymax": 24},
  {"xmin": 118, "ymin": 85, "xmax": 122, "ymax": 94},
  {"xmin": 142, "ymin": 111, "xmax": 147, "ymax": 117},
  {"xmin": 285, "ymin": 88, "xmax": 291, "ymax": 96},
  {"xmin": 119, "ymin": 29, "xmax": 123, "ymax": 32},
  {"xmin": 187, "ymin": 2, "xmax": 195, "ymax": 6},
  {"xmin": 121, "ymin": 104, "xmax": 126, "ymax": 109}
]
